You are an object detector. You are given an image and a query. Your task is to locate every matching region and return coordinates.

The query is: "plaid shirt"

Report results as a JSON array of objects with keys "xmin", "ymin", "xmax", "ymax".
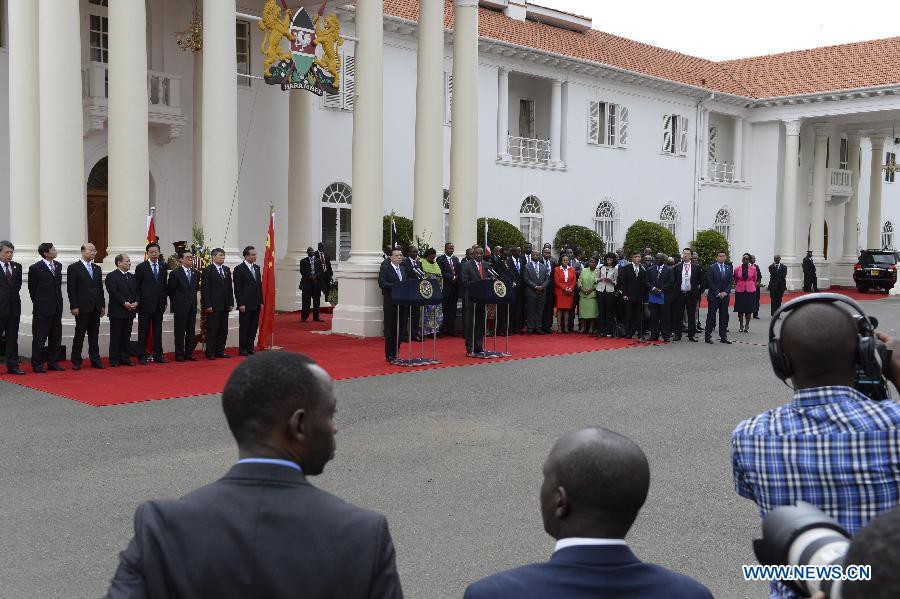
[{"xmin": 732, "ymin": 386, "xmax": 900, "ymax": 599}]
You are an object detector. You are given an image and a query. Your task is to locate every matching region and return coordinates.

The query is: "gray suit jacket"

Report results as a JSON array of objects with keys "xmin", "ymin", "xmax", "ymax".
[{"xmin": 522, "ymin": 260, "xmax": 550, "ymax": 295}]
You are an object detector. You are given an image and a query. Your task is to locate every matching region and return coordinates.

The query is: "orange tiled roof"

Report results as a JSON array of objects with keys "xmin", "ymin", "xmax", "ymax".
[{"xmin": 381, "ymin": 0, "xmax": 900, "ymax": 100}]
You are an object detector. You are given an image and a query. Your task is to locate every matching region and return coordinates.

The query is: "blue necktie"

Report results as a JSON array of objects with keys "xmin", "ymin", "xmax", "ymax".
[
  {"xmin": 86, "ymin": 263, "xmax": 93, "ymax": 279},
  {"xmin": 152, "ymin": 262, "xmax": 158, "ymax": 280}
]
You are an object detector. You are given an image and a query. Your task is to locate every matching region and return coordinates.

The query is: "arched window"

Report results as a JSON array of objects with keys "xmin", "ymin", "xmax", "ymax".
[
  {"xmin": 593, "ymin": 199, "xmax": 620, "ymax": 251},
  {"xmin": 659, "ymin": 203, "xmax": 680, "ymax": 238},
  {"xmin": 714, "ymin": 207, "xmax": 732, "ymax": 245},
  {"xmin": 883, "ymin": 221, "xmax": 895, "ymax": 250},
  {"xmin": 519, "ymin": 195, "xmax": 543, "ymax": 248},
  {"xmin": 443, "ymin": 189, "xmax": 450, "ymax": 245},
  {"xmin": 321, "ymin": 182, "xmax": 352, "ymax": 261}
]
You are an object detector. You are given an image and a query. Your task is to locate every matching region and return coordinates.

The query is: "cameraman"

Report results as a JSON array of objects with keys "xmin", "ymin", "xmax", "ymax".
[{"xmin": 731, "ymin": 301, "xmax": 900, "ymax": 599}]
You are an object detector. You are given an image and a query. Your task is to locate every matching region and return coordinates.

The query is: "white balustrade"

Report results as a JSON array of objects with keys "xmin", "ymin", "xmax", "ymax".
[
  {"xmin": 708, "ymin": 161, "xmax": 735, "ymax": 183},
  {"xmin": 507, "ymin": 135, "xmax": 551, "ymax": 164}
]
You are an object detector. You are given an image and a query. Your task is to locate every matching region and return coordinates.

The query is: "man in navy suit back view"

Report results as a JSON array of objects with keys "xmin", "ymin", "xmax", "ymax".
[{"xmin": 464, "ymin": 427, "xmax": 713, "ymax": 599}]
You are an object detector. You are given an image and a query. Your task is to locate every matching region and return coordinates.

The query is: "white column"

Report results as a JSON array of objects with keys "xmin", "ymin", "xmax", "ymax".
[
  {"xmin": 412, "ymin": 0, "xmax": 445, "ymax": 247},
  {"xmin": 549, "ymin": 79, "xmax": 562, "ymax": 166},
  {"xmin": 105, "ymin": 0, "xmax": 150, "ymax": 266},
  {"xmin": 330, "ymin": 0, "xmax": 385, "ymax": 336},
  {"xmin": 809, "ymin": 124, "xmax": 829, "ymax": 261},
  {"xmin": 201, "ymin": 0, "xmax": 238, "ymax": 252},
  {"xmin": 780, "ymin": 119, "xmax": 802, "ymax": 289},
  {"xmin": 449, "ymin": 0, "xmax": 479, "ymax": 255},
  {"xmin": 732, "ymin": 117, "xmax": 744, "ymax": 182},
  {"xmin": 867, "ymin": 135, "xmax": 886, "ymax": 250},
  {"xmin": 7, "ymin": 0, "xmax": 40, "ymax": 257},
  {"xmin": 38, "ymin": 0, "xmax": 87, "ymax": 262},
  {"xmin": 192, "ymin": 52, "xmax": 203, "ymax": 225},
  {"xmin": 841, "ymin": 134, "xmax": 861, "ymax": 261},
  {"xmin": 497, "ymin": 68, "xmax": 510, "ymax": 160}
]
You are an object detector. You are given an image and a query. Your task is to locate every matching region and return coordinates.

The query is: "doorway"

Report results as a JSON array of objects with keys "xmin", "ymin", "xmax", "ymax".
[{"xmin": 87, "ymin": 158, "xmax": 109, "ymax": 263}]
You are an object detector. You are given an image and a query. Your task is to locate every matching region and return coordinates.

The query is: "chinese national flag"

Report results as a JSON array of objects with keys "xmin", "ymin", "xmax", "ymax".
[{"xmin": 257, "ymin": 211, "xmax": 277, "ymax": 349}]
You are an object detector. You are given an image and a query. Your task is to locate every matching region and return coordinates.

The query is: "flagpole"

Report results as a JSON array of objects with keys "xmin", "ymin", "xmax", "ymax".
[{"xmin": 261, "ymin": 205, "xmax": 283, "ymax": 351}]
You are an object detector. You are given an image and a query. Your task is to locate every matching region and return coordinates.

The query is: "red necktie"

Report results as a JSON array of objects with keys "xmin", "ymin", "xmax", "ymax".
[{"xmin": 478, "ymin": 263, "xmax": 483, "ymax": 279}]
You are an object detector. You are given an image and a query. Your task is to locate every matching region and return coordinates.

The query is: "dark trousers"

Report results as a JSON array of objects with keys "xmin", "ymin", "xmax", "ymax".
[
  {"xmin": 1, "ymin": 309, "xmax": 20, "ymax": 369},
  {"xmin": 754, "ymin": 287, "xmax": 761, "ymax": 317},
  {"xmin": 31, "ymin": 311, "xmax": 62, "ymax": 367},
  {"xmin": 383, "ymin": 296, "xmax": 408, "ymax": 359},
  {"xmin": 496, "ymin": 301, "xmax": 509, "ymax": 334},
  {"xmin": 525, "ymin": 290, "xmax": 545, "ymax": 332},
  {"xmin": 238, "ymin": 309, "xmax": 260, "ymax": 353},
  {"xmin": 649, "ymin": 301, "xmax": 671, "ymax": 339},
  {"xmin": 625, "ymin": 301, "xmax": 642, "ymax": 337},
  {"xmin": 138, "ymin": 311, "xmax": 164, "ymax": 358},
  {"xmin": 108, "ymin": 315, "xmax": 134, "ymax": 364},
  {"xmin": 671, "ymin": 291, "xmax": 698, "ymax": 339},
  {"xmin": 409, "ymin": 305, "xmax": 421, "ymax": 339},
  {"xmin": 173, "ymin": 309, "xmax": 197, "ymax": 358},
  {"xmin": 463, "ymin": 299, "xmax": 486, "ymax": 353},
  {"xmin": 71, "ymin": 309, "xmax": 101, "ymax": 365},
  {"xmin": 770, "ymin": 291, "xmax": 785, "ymax": 315},
  {"xmin": 542, "ymin": 287, "xmax": 555, "ymax": 332},
  {"xmin": 803, "ymin": 276, "xmax": 818, "ymax": 292},
  {"xmin": 206, "ymin": 310, "xmax": 228, "ymax": 356},
  {"xmin": 598, "ymin": 292, "xmax": 616, "ymax": 335},
  {"xmin": 441, "ymin": 284, "xmax": 459, "ymax": 334},
  {"xmin": 705, "ymin": 293, "xmax": 730, "ymax": 340},
  {"xmin": 511, "ymin": 286, "xmax": 525, "ymax": 332},
  {"xmin": 301, "ymin": 286, "xmax": 320, "ymax": 320}
]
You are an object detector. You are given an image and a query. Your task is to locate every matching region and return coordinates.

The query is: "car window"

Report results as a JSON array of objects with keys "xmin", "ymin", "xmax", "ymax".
[{"xmin": 860, "ymin": 253, "xmax": 897, "ymax": 265}]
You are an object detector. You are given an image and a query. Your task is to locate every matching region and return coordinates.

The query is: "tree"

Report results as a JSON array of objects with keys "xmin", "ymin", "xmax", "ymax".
[
  {"xmin": 553, "ymin": 225, "xmax": 605, "ymax": 255},
  {"xmin": 690, "ymin": 229, "xmax": 730, "ymax": 268},
  {"xmin": 622, "ymin": 220, "xmax": 679, "ymax": 257},
  {"xmin": 476, "ymin": 217, "xmax": 526, "ymax": 250},
  {"xmin": 382, "ymin": 214, "xmax": 413, "ymax": 251}
]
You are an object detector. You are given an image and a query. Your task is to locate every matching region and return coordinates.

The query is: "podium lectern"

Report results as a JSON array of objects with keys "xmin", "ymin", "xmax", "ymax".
[
  {"xmin": 467, "ymin": 278, "xmax": 517, "ymax": 358},
  {"xmin": 391, "ymin": 277, "xmax": 443, "ymax": 366}
]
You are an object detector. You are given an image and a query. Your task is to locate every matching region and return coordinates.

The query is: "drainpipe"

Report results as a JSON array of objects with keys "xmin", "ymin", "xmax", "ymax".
[{"xmin": 692, "ymin": 93, "xmax": 715, "ymax": 244}]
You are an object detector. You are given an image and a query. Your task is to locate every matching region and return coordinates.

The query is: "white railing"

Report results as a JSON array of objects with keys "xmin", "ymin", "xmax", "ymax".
[
  {"xmin": 829, "ymin": 168, "xmax": 852, "ymax": 190},
  {"xmin": 708, "ymin": 161, "xmax": 735, "ymax": 183},
  {"xmin": 81, "ymin": 62, "xmax": 181, "ymax": 110},
  {"xmin": 507, "ymin": 135, "xmax": 551, "ymax": 164}
]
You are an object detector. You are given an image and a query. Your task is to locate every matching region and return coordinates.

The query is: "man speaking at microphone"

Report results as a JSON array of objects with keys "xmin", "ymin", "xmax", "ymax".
[{"xmin": 461, "ymin": 246, "xmax": 492, "ymax": 357}]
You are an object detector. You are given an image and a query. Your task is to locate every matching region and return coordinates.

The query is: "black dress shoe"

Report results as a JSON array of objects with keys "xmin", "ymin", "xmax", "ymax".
[
  {"xmin": 313, "ymin": 318, "xmax": 324, "ymax": 322},
  {"xmin": 154, "ymin": 356, "xmax": 169, "ymax": 364},
  {"xmin": 91, "ymin": 362, "xmax": 105, "ymax": 369},
  {"xmin": 239, "ymin": 351, "xmax": 249, "ymax": 357},
  {"xmin": 7, "ymin": 368, "xmax": 25, "ymax": 375},
  {"xmin": 175, "ymin": 356, "xmax": 186, "ymax": 362},
  {"xmin": 720, "ymin": 339, "xmax": 732, "ymax": 344},
  {"xmin": 48, "ymin": 363, "xmax": 65, "ymax": 371},
  {"xmin": 206, "ymin": 355, "xmax": 216, "ymax": 361},
  {"xmin": 71, "ymin": 363, "xmax": 81, "ymax": 371},
  {"xmin": 109, "ymin": 362, "xmax": 120, "ymax": 368},
  {"xmin": 33, "ymin": 366, "xmax": 46, "ymax": 373},
  {"xmin": 216, "ymin": 353, "xmax": 232, "ymax": 359},
  {"xmin": 753, "ymin": 315, "xmax": 760, "ymax": 319},
  {"xmin": 139, "ymin": 357, "xmax": 149, "ymax": 365},
  {"xmin": 705, "ymin": 338, "xmax": 713, "ymax": 344},
  {"xmin": 185, "ymin": 356, "xmax": 198, "ymax": 362},
  {"xmin": 688, "ymin": 337, "xmax": 698, "ymax": 342},
  {"xmin": 121, "ymin": 360, "xmax": 134, "ymax": 366}
]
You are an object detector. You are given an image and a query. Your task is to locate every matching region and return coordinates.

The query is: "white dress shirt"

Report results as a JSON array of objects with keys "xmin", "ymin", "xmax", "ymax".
[{"xmin": 554, "ymin": 537, "xmax": 628, "ymax": 553}]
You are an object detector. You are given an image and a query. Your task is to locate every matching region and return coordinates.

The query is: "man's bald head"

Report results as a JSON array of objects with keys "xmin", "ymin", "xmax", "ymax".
[
  {"xmin": 540, "ymin": 427, "xmax": 650, "ymax": 540},
  {"xmin": 780, "ymin": 302, "xmax": 858, "ymax": 388}
]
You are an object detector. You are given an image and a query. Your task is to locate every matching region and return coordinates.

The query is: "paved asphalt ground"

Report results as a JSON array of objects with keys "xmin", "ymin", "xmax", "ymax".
[{"xmin": 2, "ymin": 297, "xmax": 898, "ymax": 598}]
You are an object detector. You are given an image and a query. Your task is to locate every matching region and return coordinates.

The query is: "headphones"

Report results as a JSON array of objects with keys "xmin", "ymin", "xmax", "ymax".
[{"xmin": 768, "ymin": 293, "xmax": 886, "ymax": 397}]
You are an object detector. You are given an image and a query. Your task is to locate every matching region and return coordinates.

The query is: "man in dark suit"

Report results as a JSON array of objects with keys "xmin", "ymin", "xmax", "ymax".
[
  {"xmin": 750, "ymin": 254, "xmax": 762, "ymax": 319},
  {"xmin": 645, "ymin": 253, "xmax": 674, "ymax": 342},
  {"xmin": 66, "ymin": 242, "xmax": 106, "ymax": 370},
  {"xmin": 201, "ymin": 248, "xmax": 234, "ymax": 360},
  {"xmin": 507, "ymin": 246, "xmax": 526, "ymax": 334},
  {"xmin": 0, "ymin": 240, "xmax": 24, "ymax": 375},
  {"xmin": 464, "ymin": 427, "xmax": 713, "ymax": 599},
  {"xmin": 768, "ymin": 255, "xmax": 788, "ymax": 314},
  {"xmin": 233, "ymin": 246, "xmax": 263, "ymax": 356},
  {"xmin": 316, "ymin": 242, "xmax": 333, "ymax": 305},
  {"xmin": 134, "ymin": 242, "xmax": 169, "ymax": 365},
  {"xmin": 705, "ymin": 249, "xmax": 733, "ymax": 344},
  {"xmin": 28, "ymin": 242, "xmax": 65, "ymax": 372},
  {"xmin": 671, "ymin": 248, "xmax": 703, "ymax": 342},
  {"xmin": 299, "ymin": 247, "xmax": 323, "ymax": 322},
  {"xmin": 378, "ymin": 249, "xmax": 408, "ymax": 363},
  {"xmin": 105, "ymin": 254, "xmax": 138, "ymax": 367},
  {"xmin": 167, "ymin": 249, "xmax": 200, "ymax": 362},
  {"xmin": 540, "ymin": 245, "xmax": 556, "ymax": 334},
  {"xmin": 461, "ymin": 246, "xmax": 491, "ymax": 355},
  {"xmin": 437, "ymin": 242, "xmax": 461, "ymax": 336},
  {"xmin": 401, "ymin": 245, "xmax": 424, "ymax": 341},
  {"xmin": 522, "ymin": 250, "xmax": 550, "ymax": 335},
  {"xmin": 106, "ymin": 352, "xmax": 403, "ymax": 599},
  {"xmin": 802, "ymin": 250, "xmax": 818, "ymax": 292},
  {"xmin": 617, "ymin": 251, "xmax": 646, "ymax": 339},
  {"xmin": 492, "ymin": 246, "xmax": 515, "ymax": 335}
]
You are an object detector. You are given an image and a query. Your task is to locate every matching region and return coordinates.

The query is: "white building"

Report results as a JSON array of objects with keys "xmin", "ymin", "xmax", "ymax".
[{"xmin": 2, "ymin": 0, "xmax": 900, "ymax": 349}]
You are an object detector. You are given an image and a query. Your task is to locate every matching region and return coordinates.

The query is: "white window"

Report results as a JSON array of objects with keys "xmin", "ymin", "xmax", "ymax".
[
  {"xmin": 587, "ymin": 101, "xmax": 629, "ymax": 147},
  {"xmin": 708, "ymin": 125, "xmax": 718, "ymax": 162},
  {"xmin": 659, "ymin": 203, "xmax": 680, "ymax": 238},
  {"xmin": 839, "ymin": 138, "xmax": 849, "ymax": 170},
  {"xmin": 0, "ymin": 0, "xmax": 6, "ymax": 48},
  {"xmin": 662, "ymin": 114, "xmax": 689, "ymax": 156},
  {"xmin": 321, "ymin": 183, "xmax": 352, "ymax": 261},
  {"xmin": 89, "ymin": 9, "xmax": 109, "ymax": 64},
  {"xmin": 882, "ymin": 221, "xmax": 895, "ymax": 250},
  {"xmin": 519, "ymin": 99, "xmax": 535, "ymax": 139},
  {"xmin": 444, "ymin": 73, "xmax": 453, "ymax": 125},
  {"xmin": 236, "ymin": 21, "xmax": 251, "ymax": 87},
  {"xmin": 323, "ymin": 47, "xmax": 356, "ymax": 111},
  {"xmin": 886, "ymin": 152, "xmax": 897, "ymax": 184},
  {"xmin": 443, "ymin": 189, "xmax": 450, "ymax": 245},
  {"xmin": 519, "ymin": 196, "xmax": 543, "ymax": 248},
  {"xmin": 714, "ymin": 207, "xmax": 732, "ymax": 245},
  {"xmin": 593, "ymin": 199, "xmax": 620, "ymax": 251}
]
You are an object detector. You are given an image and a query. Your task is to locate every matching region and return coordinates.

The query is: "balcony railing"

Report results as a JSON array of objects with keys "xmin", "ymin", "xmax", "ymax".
[
  {"xmin": 507, "ymin": 135, "xmax": 551, "ymax": 165},
  {"xmin": 707, "ymin": 161, "xmax": 735, "ymax": 183},
  {"xmin": 829, "ymin": 168, "xmax": 853, "ymax": 196},
  {"xmin": 81, "ymin": 62, "xmax": 185, "ymax": 143}
]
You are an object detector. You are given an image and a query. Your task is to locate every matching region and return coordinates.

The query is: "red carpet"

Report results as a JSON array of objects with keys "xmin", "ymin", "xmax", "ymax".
[
  {"xmin": 699, "ymin": 286, "xmax": 887, "ymax": 308},
  {"xmin": 0, "ymin": 313, "xmax": 646, "ymax": 407}
]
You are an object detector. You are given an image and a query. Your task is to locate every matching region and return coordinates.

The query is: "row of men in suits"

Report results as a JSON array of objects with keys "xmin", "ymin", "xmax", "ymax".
[
  {"xmin": 298, "ymin": 243, "xmax": 333, "ymax": 322},
  {"xmin": 0, "ymin": 240, "xmax": 263, "ymax": 373}
]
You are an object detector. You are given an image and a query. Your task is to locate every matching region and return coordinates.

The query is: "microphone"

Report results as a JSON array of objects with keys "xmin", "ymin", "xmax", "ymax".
[{"xmin": 487, "ymin": 268, "xmax": 500, "ymax": 279}]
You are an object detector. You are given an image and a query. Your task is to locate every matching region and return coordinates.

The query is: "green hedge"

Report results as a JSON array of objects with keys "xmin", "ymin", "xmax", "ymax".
[
  {"xmin": 553, "ymin": 225, "xmax": 605, "ymax": 255},
  {"xmin": 622, "ymin": 220, "xmax": 679, "ymax": 257},
  {"xmin": 477, "ymin": 217, "xmax": 526, "ymax": 250},
  {"xmin": 382, "ymin": 215, "xmax": 413, "ymax": 251},
  {"xmin": 691, "ymin": 229, "xmax": 730, "ymax": 269}
]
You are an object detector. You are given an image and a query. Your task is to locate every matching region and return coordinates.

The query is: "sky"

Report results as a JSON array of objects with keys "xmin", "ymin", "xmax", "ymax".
[{"xmin": 534, "ymin": 0, "xmax": 898, "ymax": 61}]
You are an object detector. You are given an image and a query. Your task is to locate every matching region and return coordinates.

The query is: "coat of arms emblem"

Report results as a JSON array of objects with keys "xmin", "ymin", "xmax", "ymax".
[
  {"xmin": 493, "ymin": 280, "xmax": 507, "ymax": 298},
  {"xmin": 419, "ymin": 280, "xmax": 434, "ymax": 299}
]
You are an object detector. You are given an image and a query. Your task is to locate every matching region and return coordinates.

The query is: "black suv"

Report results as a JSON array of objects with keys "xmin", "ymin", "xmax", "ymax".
[{"xmin": 853, "ymin": 250, "xmax": 899, "ymax": 292}]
